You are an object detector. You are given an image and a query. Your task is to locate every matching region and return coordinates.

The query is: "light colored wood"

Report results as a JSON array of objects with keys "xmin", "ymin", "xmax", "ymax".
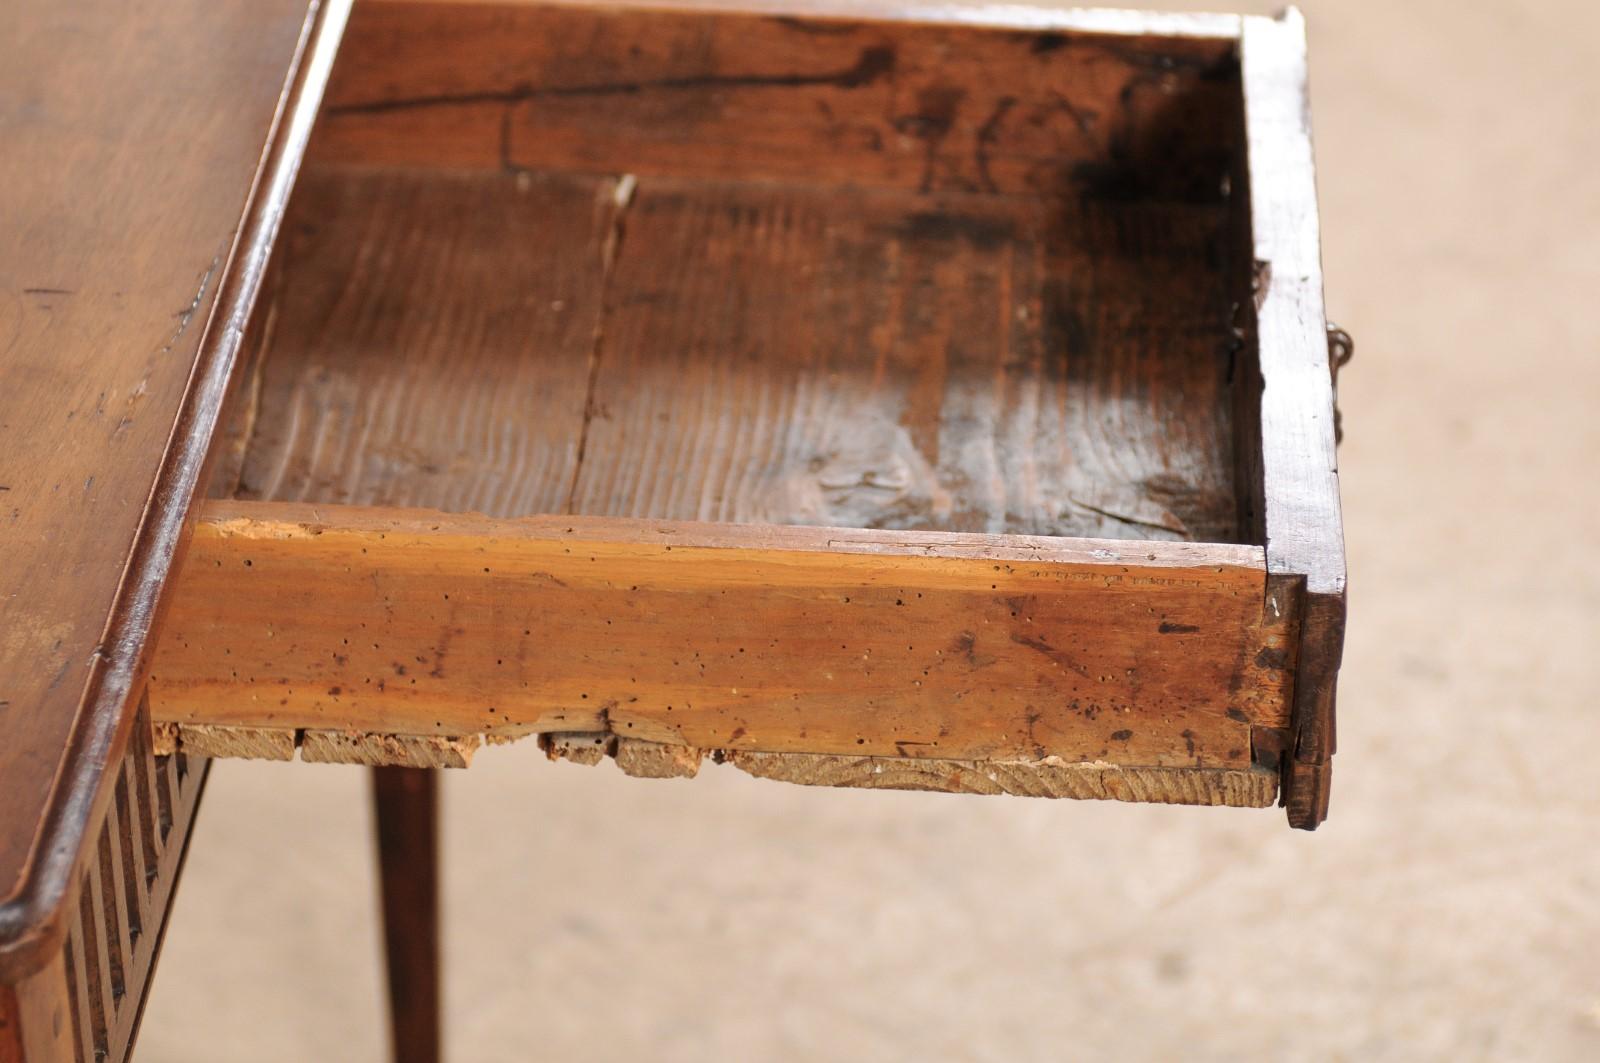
[
  {"xmin": 388, "ymin": 0, "xmax": 1245, "ymax": 40},
  {"xmin": 313, "ymin": 0, "xmax": 1241, "ymax": 198},
  {"xmin": 234, "ymin": 167, "xmax": 617, "ymax": 514},
  {"xmin": 242, "ymin": 162, "xmax": 1243, "ymax": 542},
  {"xmin": 165, "ymin": 725, "xmax": 296, "ymax": 762},
  {"xmin": 726, "ymin": 750, "xmax": 1275, "ymax": 806},
  {"xmin": 0, "ymin": 950, "xmax": 74, "ymax": 1063},
  {"xmin": 149, "ymin": 724, "xmax": 179, "ymax": 760},
  {"xmin": 540, "ymin": 733, "xmax": 704, "ymax": 778},
  {"xmin": 38, "ymin": 706, "xmax": 213, "ymax": 1061},
  {"xmin": 149, "ymin": 500, "xmax": 1293, "ymax": 771},
  {"xmin": 567, "ymin": 179, "xmax": 1242, "ymax": 541},
  {"xmin": 301, "ymin": 731, "xmax": 480, "ymax": 769}
]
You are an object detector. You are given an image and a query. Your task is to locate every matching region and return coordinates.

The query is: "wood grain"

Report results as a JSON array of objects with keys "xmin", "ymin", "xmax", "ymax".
[
  {"xmin": 371, "ymin": 768, "xmax": 440, "ymax": 1063},
  {"xmin": 314, "ymin": 0, "xmax": 1240, "ymax": 200},
  {"xmin": 571, "ymin": 178, "xmax": 1240, "ymax": 540},
  {"xmin": 243, "ymin": 165, "xmax": 1242, "ymax": 541},
  {"xmin": 163, "ymin": 725, "xmax": 295, "ymax": 763},
  {"xmin": 0, "ymin": 952, "xmax": 73, "ymax": 1063},
  {"xmin": 148, "ymin": 501, "xmax": 1293, "ymax": 770},
  {"xmin": 302, "ymin": 732, "xmax": 480, "ymax": 769},
  {"xmin": 539, "ymin": 733, "xmax": 1275, "ymax": 807},
  {"xmin": 1240, "ymin": 11, "xmax": 1347, "ymax": 828},
  {"xmin": 0, "ymin": 0, "xmax": 346, "ymax": 979},
  {"xmin": 15, "ymin": 701, "xmax": 212, "ymax": 1061},
  {"xmin": 235, "ymin": 167, "xmax": 618, "ymax": 514}
]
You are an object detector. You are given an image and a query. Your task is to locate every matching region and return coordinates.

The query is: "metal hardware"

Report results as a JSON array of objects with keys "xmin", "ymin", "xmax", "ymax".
[{"xmin": 1326, "ymin": 323, "xmax": 1353, "ymax": 444}]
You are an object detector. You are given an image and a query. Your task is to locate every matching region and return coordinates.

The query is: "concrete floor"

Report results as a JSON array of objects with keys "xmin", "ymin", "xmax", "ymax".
[{"xmin": 140, "ymin": 1, "xmax": 1600, "ymax": 1059}]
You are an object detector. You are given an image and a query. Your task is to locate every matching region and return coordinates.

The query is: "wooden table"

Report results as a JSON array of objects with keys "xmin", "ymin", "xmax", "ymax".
[{"xmin": 1, "ymin": 2, "xmax": 1346, "ymax": 1059}]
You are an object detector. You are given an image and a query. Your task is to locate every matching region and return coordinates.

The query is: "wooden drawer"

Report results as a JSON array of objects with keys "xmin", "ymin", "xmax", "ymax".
[{"xmin": 148, "ymin": 0, "xmax": 1345, "ymax": 828}]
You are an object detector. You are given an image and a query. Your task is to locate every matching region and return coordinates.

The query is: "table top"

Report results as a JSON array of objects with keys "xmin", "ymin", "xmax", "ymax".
[{"xmin": 0, "ymin": 0, "xmax": 320, "ymax": 972}]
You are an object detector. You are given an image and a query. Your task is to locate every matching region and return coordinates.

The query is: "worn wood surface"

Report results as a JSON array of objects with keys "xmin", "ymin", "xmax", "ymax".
[
  {"xmin": 725, "ymin": 750, "xmax": 1274, "ymax": 805},
  {"xmin": 2, "ymin": 700, "xmax": 212, "ymax": 1061},
  {"xmin": 302, "ymin": 732, "xmax": 480, "ymax": 770},
  {"xmin": 236, "ymin": 163, "xmax": 1242, "ymax": 541},
  {"xmin": 573, "ymin": 180, "xmax": 1240, "ymax": 539},
  {"xmin": 161, "ymin": 725, "xmax": 298, "ymax": 763},
  {"xmin": 540, "ymin": 733, "xmax": 1275, "ymax": 806},
  {"xmin": 314, "ymin": 0, "xmax": 1240, "ymax": 200},
  {"xmin": 0, "ymin": 0, "xmax": 348, "ymax": 979},
  {"xmin": 1240, "ymin": 11, "xmax": 1346, "ymax": 828},
  {"xmin": 235, "ymin": 168, "xmax": 614, "ymax": 514},
  {"xmin": 149, "ymin": 501, "xmax": 1292, "ymax": 770}
]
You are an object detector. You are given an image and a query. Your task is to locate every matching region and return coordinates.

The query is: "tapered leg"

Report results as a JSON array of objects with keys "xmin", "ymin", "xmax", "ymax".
[{"xmin": 371, "ymin": 767, "xmax": 440, "ymax": 1063}]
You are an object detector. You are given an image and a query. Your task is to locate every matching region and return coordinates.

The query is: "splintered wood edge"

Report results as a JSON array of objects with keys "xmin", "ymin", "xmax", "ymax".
[
  {"xmin": 158, "ymin": 724, "xmax": 1273, "ymax": 808},
  {"xmin": 402, "ymin": 0, "xmax": 1245, "ymax": 41},
  {"xmin": 156, "ymin": 723, "xmax": 482, "ymax": 769}
]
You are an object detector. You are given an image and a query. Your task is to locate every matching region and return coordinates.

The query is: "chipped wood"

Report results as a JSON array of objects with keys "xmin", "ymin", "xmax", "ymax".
[
  {"xmin": 300, "ymin": 732, "xmax": 481, "ymax": 770},
  {"xmin": 314, "ymin": 0, "xmax": 1241, "ymax": 198},
  {"xmin": 535, "ymin": 732, "xmax": 1274, "ymax": 807},
  {"xmin": 0, "ymin": 0, "xmax": 351, "ymax": 979},
  {"xmin": 150, "ymin": 501, "xmax": 1292, "ymax": 772}
]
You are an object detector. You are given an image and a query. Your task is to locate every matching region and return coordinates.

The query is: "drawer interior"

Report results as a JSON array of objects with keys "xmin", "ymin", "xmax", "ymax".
[
  {"xmin": 225, "ymin": 0, "xmax": 1255, "ymax": 545},
  {"xmin": 166, "ymin": 1, "xmax": 1293, "ymax": 813}
]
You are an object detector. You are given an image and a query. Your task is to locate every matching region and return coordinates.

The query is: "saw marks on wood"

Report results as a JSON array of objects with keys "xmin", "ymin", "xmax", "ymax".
[
  {"xmin": 152, "ymin": 725, "xmax": 1274, "ymax": 808},
  {"xmin": 154, "ymin": 723, "xmax": 481, "ymax": 769},
  {"xmin": 727, "ymin": 750, "xmax": 1275, "ymax": 806},
  {"xmin": 236, "ymin": 167, "xmax": 619, "ymax": 516},
  {"xmin": 239, "ymin": 165, "xmax": 1240, "ymax": 541},
  {"xmin": 311, "ymin": 0, "xmax": 1240, "ymax": 201}
]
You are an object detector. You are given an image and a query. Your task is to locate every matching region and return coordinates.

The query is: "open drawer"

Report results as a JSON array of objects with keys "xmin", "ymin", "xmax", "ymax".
[{"xmin": 149, "ymin": 0, "xmax": 1345, "ymax": 828}]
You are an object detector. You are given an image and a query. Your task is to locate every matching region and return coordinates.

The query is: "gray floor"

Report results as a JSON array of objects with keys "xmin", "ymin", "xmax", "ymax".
[{"xmin": 140, "ymin": 1, "xmax": 1600, "ymax": 1058}]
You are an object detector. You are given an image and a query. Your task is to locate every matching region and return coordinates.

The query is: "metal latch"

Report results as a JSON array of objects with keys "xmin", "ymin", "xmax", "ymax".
[{"xmin": 1326, "ymin": 323, "xmax": 1354, "ymax": 444}]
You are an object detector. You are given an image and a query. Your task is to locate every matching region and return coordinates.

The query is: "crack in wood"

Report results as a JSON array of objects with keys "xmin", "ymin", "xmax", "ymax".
[
  {"xmin": 325, "ymin": 47, "xmax": 898, "ymax": 117},
  {"xmin": 564, "ymin": 174, "xmax": 636, "ymax": 516}
]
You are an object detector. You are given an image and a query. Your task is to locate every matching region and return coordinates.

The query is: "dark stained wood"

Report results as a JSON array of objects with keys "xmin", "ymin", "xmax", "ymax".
[
  {"xmin": 572, "ymin": 178, "xmax": 1240, "ymax": 540},
  {"xmin": 0, "ymin": 0, "xmax": 349, "ymax": 983},
  {"xmin": 148, "ymin": 501, "xmax": 1294, "ymax": 770},
  {"xmin": 371, "ymin": 769, "xmax": 440, "ymax": 1063},
  {"xmin": 1239, "ymin": 11, "xmax": 1347, "ymax": 828},
  {"xmin": 722, "ymin": 748, "xmax": 1277, "ymax": 806},
  {"xmin": 232, "ymin": 164, "xmax": 1242, "ymax": 541},
  {"xmin": 313, "ymin": 0, "xmax": 1241, "ymax": 200}
]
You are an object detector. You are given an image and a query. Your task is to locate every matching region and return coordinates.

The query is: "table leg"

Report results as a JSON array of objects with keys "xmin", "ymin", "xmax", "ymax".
[{"xmin": 371, "ymin": 767, "xmax": 440, "ymax": 1063}]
